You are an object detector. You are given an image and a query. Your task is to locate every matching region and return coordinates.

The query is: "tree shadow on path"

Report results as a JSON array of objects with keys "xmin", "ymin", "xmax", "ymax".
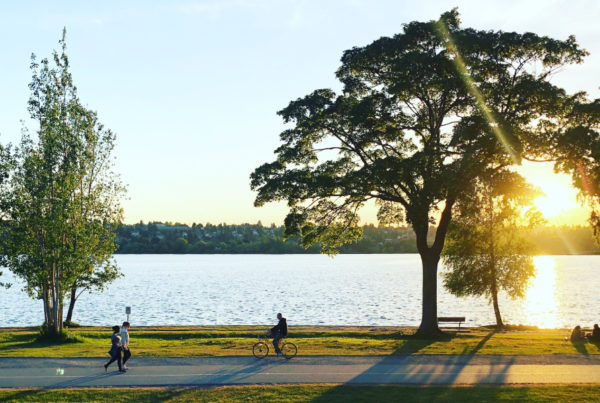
[{"xmin": 310, "ymin": 329, "xmax": 514, "ymax": 402}]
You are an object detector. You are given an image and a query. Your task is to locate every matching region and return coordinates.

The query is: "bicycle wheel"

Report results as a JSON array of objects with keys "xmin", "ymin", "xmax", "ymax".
[
  {"xmin": 253, "ymin": 342, "xmax": 269, "ymax": 358},
  {"xmin": 281, "ymin": 342, "xmax": 297, "ymax": 358}
]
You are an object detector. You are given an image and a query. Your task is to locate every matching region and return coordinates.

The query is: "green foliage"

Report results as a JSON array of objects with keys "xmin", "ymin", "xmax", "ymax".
[
  {"xmin": 115, "ymin": 222, "xmax": 419, "ymax": 254},
  {"xmin": 113, "ymin": 221, "xmax": 600, "ymax": 254},
  {"xmin": 442, "ymin": 170, "xmax": 541, "ymax": 326},
  {"xmin": 551, "ymin": 99, "xmax": 600, "ymax": 241},
  {"xmin": 250, "ymin": 9, "xmax": 588, "ymax": 333},
  {"xmin": 0, "ymin": 30, "xmax": 125, "ymax": 333},
  {"xmin": 37, "ymin": 323, "xmax": 81, "ymax": 343}
]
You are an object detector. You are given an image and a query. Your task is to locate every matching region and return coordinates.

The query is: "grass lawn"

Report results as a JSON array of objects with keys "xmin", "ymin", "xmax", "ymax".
[
  {"xmin": 0, "ymin": 325, "xmax": 598, "ymax": 357},
  {"xmin": 2, "ymin": 385, "xmax": 600, "ymax": 402}
]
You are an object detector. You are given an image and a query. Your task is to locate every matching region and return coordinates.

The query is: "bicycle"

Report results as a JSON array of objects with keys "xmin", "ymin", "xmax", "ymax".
[{"xmin": 252, "ymin": 332, "xmax": 297, "ymax": 359}]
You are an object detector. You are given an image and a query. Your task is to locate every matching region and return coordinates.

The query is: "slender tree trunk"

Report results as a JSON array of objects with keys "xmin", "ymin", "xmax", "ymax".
[
  {"xmin": 65, "ymin": 285, "xmax": 77, "ymax": 324},
  {"xmin": 491, "ymin": 284, "xmax": 504, "ymax": 328},
  {"xmin": 42, "ymin": 286, "xmax": 51, "ymax": 326},
  {"xmin": 417, "ymin": 251, "xmax": 441, "ymax": 336},
  {"xmin": 51, "ymin": 262, "xmax": 62, "ymax": 334},
  {"xmin": 488, "ymin": 194, "xmax": 503, "ymax": 328}
]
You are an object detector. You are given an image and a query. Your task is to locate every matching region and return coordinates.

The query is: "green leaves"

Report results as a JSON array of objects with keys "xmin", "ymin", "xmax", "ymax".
[
  {"xmin": 442, "ymin": 170, "xmax": 540, "ymax": 324},
  {"xmin": 252, "ymin": 9, "xmax": 585, "ymax": 256},
  {"xmin": 251, "ymin": 10, "xmax": 591, "ymax": 332},
  {"xmin": 0, "ymin": 30, "xmax": 125, "ymax": 330}
]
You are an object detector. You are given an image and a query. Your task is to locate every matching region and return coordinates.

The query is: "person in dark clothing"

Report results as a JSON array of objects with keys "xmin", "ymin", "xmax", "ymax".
[
  {"xmin": 587, "ymin": 324, "xmax": 600, "ymax": 341},
  {"xmin": 570, "ymin": 325, "xmax": 585, "ymax": 342},
  {"xmin": 104, "ymin": 325, "xmax": 125, "ymax": 373},
  {"xmin": 271, "ymin": 313, "xmax": 287, "ymax": 356}
]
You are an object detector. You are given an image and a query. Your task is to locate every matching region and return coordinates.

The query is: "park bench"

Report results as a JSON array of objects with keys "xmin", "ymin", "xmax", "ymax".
[{"xmin": 438, "ymin": 316, "xmax": 466, "ymax": 331}]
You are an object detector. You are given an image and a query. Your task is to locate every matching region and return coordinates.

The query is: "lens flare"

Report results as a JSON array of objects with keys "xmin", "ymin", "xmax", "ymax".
[{"xmin": 435, "ymin": 20, "xmax": 520, "ymax": 164}]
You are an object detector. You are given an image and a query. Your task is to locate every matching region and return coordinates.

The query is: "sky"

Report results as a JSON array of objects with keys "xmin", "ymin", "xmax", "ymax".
[{"xmin": 0, "ymin": 0, "xmax": 598, "ymax": 226}]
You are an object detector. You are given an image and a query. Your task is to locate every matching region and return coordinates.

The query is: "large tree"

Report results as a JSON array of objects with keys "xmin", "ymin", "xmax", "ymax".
[
  {"xmin": 441, "ymin": 170, "xmax": 541, "ymax": 328},
  {"xmin": 1, "ymin": 30, "xmax": 125, "ymax": 336},
  {"xmin": 250, "ymin": 10, "xmax": 587, "ymax": 335}
]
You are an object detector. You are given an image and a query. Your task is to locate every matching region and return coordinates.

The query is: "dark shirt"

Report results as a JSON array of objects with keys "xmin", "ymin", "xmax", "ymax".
[
  {"xmin": 593, "ymin": 327, "xmax": 600, "ymax": 338},
  {"xmin": 271, "ymin": 318, "xmax": 287, "ymax": 337},
  {"xmin": 109, "ymin": 332, "xmax": 122, "ymax": 357},
  {"xmin": 570, "ymin": 327, "xmax": 584, "ymax": 341}
]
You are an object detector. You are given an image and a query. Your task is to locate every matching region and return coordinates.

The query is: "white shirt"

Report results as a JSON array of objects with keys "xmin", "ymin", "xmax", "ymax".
[{"xmin": 121, "ymin": 328, "xmax": 129, "ymax": 346}]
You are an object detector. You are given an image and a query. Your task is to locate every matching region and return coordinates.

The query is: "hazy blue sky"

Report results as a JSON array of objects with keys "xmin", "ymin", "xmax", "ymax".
[{"xmin": 0, "ymin": 1, "xmax": 598, "ymax": 225}]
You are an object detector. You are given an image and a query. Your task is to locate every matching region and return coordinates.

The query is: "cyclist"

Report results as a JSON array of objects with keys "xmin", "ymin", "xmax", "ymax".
[{"xmin": 271, "ymin": 313, "xmax": 287, "ymax": 356}]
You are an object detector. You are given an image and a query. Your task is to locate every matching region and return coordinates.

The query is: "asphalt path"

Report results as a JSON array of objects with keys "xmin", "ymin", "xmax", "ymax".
[{"xmin": 2, "ymin": 355, "xmax": 600, "ymax": 388}]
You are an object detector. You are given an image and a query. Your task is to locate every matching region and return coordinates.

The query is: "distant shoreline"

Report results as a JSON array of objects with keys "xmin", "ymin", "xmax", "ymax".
[{"xmin": 115, "ymin": 223, "xmax": 600, "ymax": 255}]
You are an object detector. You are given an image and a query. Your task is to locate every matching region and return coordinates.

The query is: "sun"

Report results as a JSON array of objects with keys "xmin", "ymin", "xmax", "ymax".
[{"xmin": 533, "ymin": 181, "xmax": 578, "ymax": 219}]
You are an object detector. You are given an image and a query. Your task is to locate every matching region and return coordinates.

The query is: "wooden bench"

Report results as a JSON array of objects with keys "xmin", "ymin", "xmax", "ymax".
[{"xmin": 438, "ymin": 316, "xmax": 466, "ymax": 331}]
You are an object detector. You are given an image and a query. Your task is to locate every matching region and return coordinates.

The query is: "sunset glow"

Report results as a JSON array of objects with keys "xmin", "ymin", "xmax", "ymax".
[
  {"xmin": 525, "ymin": 256, "xmax": 559, "ymax": 329},
  {"xmin": 517, "ymin": 161, "xmax": 589, "ymax": 226},
  {"xmin": 534, "ymin": 181, "xmax": 578, "ymax": 219}
]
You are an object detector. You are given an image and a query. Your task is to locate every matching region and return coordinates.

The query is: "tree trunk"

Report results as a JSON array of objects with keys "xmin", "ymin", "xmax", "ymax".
[
  {"xmin": 491, "ymin": 280, "xmax": 504, "ymax": 328},
  {"xmin": 65, "ymin": 285, "xmax": 77, "ymax": 324},
  {"xmin": 417, "ymin": 251, "xmax": 441, "ymax": 336},
  {"xmin": 415, "ymin": 199, "xmax": 455, "ymax": 337},
  {"xmin": 50, "ymin": 263, "xmax": 62, "ymax": 334},
  {"xmin": 42, "ymin": 286, "xmax": 51, "ymax": 326}
]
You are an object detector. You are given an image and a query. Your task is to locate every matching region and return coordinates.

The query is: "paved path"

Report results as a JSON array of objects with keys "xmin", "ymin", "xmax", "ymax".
[{"xmin": 2, "ymin": 355, "xmax": 600, "ymax": 388}]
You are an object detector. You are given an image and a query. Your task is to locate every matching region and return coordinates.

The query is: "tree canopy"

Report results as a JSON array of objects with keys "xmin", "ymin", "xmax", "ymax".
[
  {"xmin": 0, "ymin": 30, "xmax": 125, "ymax": 336},
  {"xmin": 442, "ymin": 170, "xmax": 542, "ymax": 327},
  {"xmin": 251, "ymin": 9, "xmax": 590, "ymax": 335}
]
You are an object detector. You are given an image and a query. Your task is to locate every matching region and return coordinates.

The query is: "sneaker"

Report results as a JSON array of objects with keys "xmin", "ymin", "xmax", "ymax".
[
  {"xmin": 123, "ymin": 365, "xmax": 128, "ymax": 370},
  {"xmin": 119, "ymin": 368, "xmax": 127, "ymax": 372}
]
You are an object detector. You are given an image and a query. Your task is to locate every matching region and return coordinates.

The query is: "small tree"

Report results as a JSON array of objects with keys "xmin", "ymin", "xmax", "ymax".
[
  {"xmin": 1, "ymin": 30, "xmax": 125, "ymax": 336},
  {"xmin": 442, "ymin": 170, "xmax": 542, "ymax": 328}
]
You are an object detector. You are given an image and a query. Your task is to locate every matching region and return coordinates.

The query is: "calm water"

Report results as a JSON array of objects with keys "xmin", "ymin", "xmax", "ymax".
[{"xmin": 0, "ymin": 254, "xmax": 598, "ymax": 328}]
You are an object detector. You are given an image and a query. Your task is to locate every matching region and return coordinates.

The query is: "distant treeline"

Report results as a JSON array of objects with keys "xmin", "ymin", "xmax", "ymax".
[{"xmin": 115, "ymin": 222, "xmax": 600, "ymax": 255}]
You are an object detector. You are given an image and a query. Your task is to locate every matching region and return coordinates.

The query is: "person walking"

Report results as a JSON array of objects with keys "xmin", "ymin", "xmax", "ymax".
[
  {"xmin": 121, "ymin": 321, "xmax": 132, "ymax": 370},
  {"xmin": 271, "ymin": 313, "xmax": 287, "ymax": 357},
  {"xmin": 104, "ymin": 325, "xmax": 125, "ymax": 373}
]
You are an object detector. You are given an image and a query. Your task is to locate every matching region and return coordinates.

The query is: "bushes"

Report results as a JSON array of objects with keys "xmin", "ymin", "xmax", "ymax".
[{"xmin": 37, "ymin": 324, "xmax": 82, "ymax": 343}]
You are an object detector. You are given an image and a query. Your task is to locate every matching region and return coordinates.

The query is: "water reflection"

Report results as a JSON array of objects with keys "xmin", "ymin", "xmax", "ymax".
[
  {"xmin": 525, "ymin": 256, "xmax": 559, "ymax": 328},
  {"xmin": 2, "ymin": 255, "xmax": 599, "ymax": 327}
]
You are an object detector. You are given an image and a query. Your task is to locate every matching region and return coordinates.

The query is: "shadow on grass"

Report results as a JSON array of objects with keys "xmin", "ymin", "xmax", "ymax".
[
  {"xmin": 0, "ymin": 333, "xmax": 85, "ymax": 353},
  {"xmin": 0, "ymin": 333, "xmax": 50, "ymax": 352},
  {"xmin": 0, "ymin": 387, "xmax": 192, "ymax": 403},
  {"xmin": 460, "ymin": 328, "xmax": 497, "ymax": 355},
  {"xmin": 392, "ymin": 332, "xmax": 454, "ymax": 355},
  {"xmin": 310, "ymin": 329, "xmax": 513, "ymax": 403},
  {"xmin": 311, "ymin": 385, "xmax": 557, "ymax": 402},
  {"xmin": 571, "ymin": 340, "xmax": 589, "ymax": 355}
]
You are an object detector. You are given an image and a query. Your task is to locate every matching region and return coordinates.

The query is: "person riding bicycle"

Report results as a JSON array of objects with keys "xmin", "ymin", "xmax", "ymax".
[{"xmin": 271, "ymin": 313, "xmax": 287, "ymax": 357}]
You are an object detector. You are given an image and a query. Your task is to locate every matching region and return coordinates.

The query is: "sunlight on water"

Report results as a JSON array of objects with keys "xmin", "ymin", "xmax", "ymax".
[{"xmin": 525, "ymin": 256, "xmax": 559, "ymax": 328}]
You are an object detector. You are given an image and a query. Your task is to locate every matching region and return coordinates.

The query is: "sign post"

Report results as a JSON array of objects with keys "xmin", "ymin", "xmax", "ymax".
[{"xmin": 125, "ymin": 306, "xmax": 131, "ymax": 322}]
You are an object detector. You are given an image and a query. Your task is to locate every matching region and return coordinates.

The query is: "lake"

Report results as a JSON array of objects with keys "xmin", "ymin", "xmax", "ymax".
[{"xmin": 0, "ymin": 254, "xmax": 598, "ymax": 329}]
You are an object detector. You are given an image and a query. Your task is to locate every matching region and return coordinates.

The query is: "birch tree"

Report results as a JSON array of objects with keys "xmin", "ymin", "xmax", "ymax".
[{"xmin": 2, "ymin": 30, "xmax": 125, "ymax": 336}]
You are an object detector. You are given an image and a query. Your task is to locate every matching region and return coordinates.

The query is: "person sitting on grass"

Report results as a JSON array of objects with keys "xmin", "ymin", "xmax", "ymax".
[
  {"xmin": 271, "ymin": 313, "xmax": 287, "ymax": 357},
  {"xmin": 570, "ymin": 325, "xmax": 585, "ymax": 342},
  {"xmin": 586, "ymin": 324, "xmax": 600, "ymax": 341},
  {"xmin": 104, "ymin": 325, "xmax": 126, "ymax": 373}
]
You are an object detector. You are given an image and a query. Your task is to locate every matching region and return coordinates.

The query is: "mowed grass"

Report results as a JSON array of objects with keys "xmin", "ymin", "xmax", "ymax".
[
  {"xmin": 1, "ymin": 325, "xmax": 598, "ymax": 357},
  {"xmin": 2, "ymin": 385, "xmax": 600, "ymax": 402}
]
